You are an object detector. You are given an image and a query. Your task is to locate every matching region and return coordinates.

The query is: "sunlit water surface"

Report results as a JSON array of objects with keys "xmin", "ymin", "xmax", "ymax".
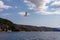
[{"xmin": 0, "ymin": 32, "xmax": 60, "ymax": 40}]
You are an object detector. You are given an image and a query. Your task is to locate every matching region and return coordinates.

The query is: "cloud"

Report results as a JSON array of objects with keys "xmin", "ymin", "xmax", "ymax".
[
  {"xmin": 51, "ymin": 1, "xmax": 60, "ymax": 9},
  {"xmin": 24, "ymin": 0, "xmax": 60, "ymax": 15},
  {"xmin": 24, "ymin": 0, "xmax": 52, "ymax": 10},
  {"xmin": 18, "ymin": 12, "xmax": 30, "ymax": 16},
  {"xmin": 0, "ymin": 1, "xmax": 12, "ymax": 9},
  {"xmin": 24, "ymin": 0, "xmax": 36, "ymax": 10}
]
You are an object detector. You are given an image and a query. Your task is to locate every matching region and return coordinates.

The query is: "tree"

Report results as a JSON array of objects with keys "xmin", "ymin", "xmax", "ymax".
[{"xmin": 0, "ymin": 18, "xmax": 17, "ymax": 32}]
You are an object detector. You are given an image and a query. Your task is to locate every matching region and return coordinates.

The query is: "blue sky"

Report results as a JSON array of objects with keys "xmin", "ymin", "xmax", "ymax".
[{"xmin": 0, "ymin": 0, "xmax": 60, "ymax": 28}]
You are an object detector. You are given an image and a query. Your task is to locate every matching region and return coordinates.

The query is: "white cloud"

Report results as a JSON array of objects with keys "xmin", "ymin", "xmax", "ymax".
[
  {"xmin": 0, "ymin": 1, "xmax": 12, "ymax": 9},
  {"xmin": 24, "ymin": 0, "xmax": 60, "ymax": 15},
  {"xmin": 18, "ymin": 12, "xmax": 30, "ymax": 16},
  {"xmin": 24, "ymin": 0, "xmax": 36, "ymax": 10},
  {"xmin": 51, "ymin": 1, "xmax": 60, "ymax": 9},
  {"xmin": 24, "ymin": 0, "xmax": 52, "ymax": 10}
]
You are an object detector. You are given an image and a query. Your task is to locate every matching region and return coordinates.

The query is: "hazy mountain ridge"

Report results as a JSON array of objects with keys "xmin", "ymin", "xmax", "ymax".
[{"xmin": 0, "ymin": 18, "xmax": 60, "ymax": 32}]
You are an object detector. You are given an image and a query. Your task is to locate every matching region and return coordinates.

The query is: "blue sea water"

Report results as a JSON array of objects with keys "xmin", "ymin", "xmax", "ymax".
[{"xmin": 0, "ymin": 32, "xmax": 60, "ymax": 40}]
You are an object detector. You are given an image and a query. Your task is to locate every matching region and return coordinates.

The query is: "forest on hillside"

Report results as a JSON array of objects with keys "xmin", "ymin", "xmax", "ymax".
[{"xmin": 0, "ymin": 18, "xmax": 60, "ymax": 32}]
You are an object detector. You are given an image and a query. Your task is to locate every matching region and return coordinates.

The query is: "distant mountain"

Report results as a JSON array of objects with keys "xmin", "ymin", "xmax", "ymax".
[
  {"xmin": 0, "ymin": 18, "xmax": 60, "ymax": 32},
  {"xmin": 14, "ymin": 24, "xmax": 60, "ymax": 31}
]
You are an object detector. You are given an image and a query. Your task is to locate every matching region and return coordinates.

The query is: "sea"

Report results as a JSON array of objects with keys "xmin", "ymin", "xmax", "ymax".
[{"xmin": 0, "ymin": 32, "xmax": 60, "ymax": 40}]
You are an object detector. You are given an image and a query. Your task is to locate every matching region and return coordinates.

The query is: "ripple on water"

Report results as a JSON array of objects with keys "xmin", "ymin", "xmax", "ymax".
[{"xmin": 0, "ymin": 32, "xmax": 60, "ymax": 40}]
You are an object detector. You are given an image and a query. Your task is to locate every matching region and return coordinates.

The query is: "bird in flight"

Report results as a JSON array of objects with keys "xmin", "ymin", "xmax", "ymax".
[{"xmin": 24, "ymin": 12, "xmax": 28, "ymax": 17}]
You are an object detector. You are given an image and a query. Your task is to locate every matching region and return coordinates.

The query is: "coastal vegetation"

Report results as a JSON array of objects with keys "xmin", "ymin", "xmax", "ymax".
[{"xmin": 0, "ymin": 18, "xmax": 60, "ymax": 32}]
